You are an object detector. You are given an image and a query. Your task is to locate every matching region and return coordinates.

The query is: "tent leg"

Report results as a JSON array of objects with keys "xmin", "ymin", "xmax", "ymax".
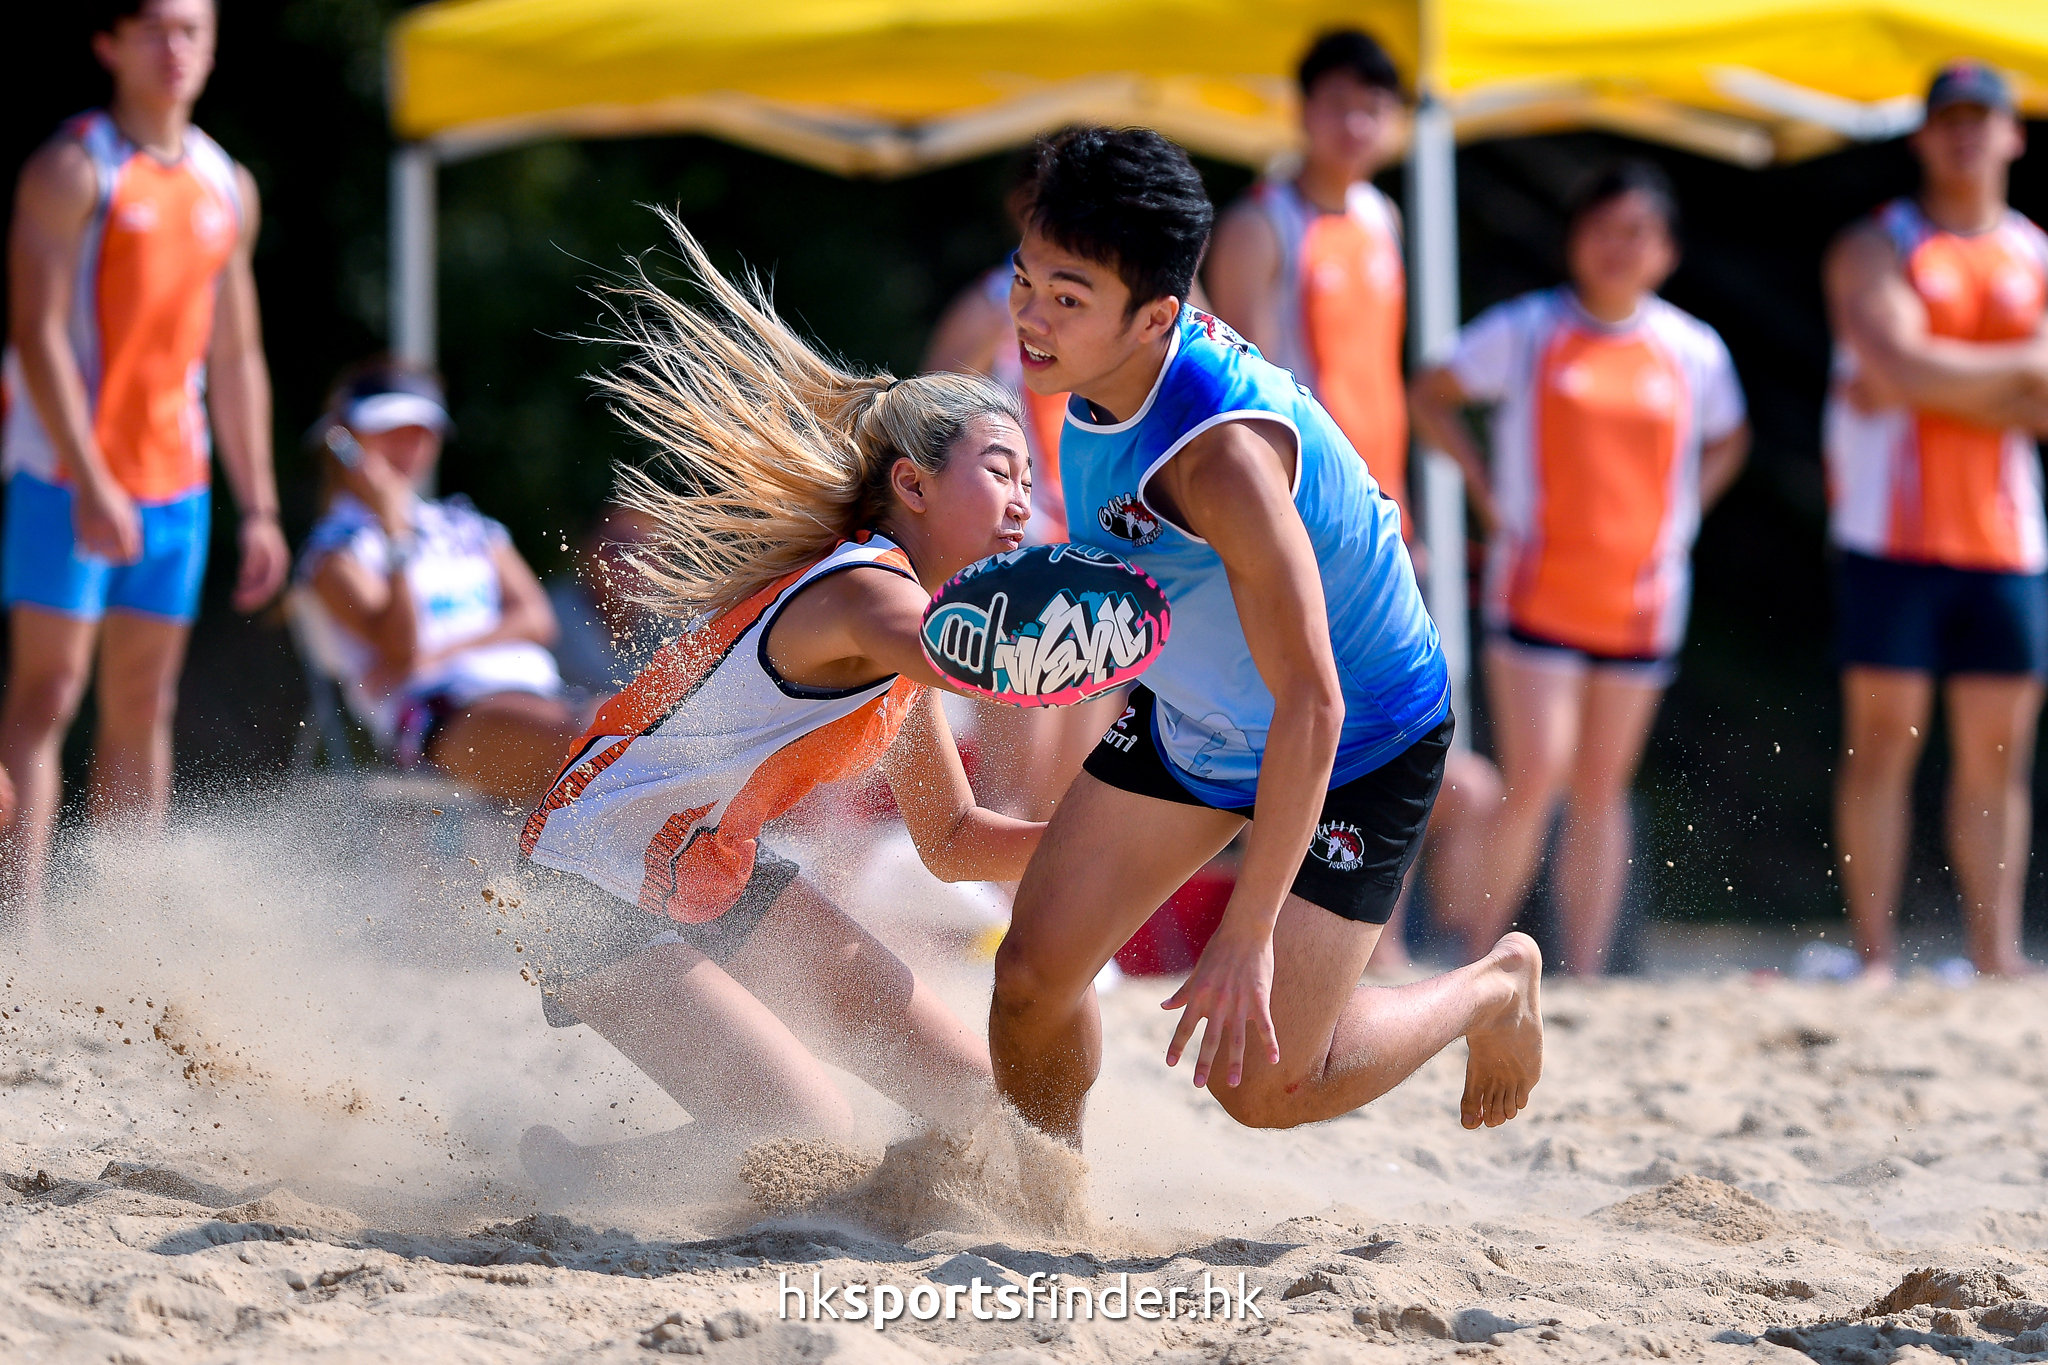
[
  {"xmin": 1406, "ymin": 92, "xmax": 1469, "ymax": 749},
  {"xmin": 390, "ymin": 144, "xmax": 437, "ymax": 366}
]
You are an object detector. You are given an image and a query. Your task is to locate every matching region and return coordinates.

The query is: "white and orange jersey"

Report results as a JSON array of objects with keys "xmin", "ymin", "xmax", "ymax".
[
  {"xmin": 1250, "ymin": 178, "xmax": 1410, "ymax": 521},
  {"xmin": 983, "ymin": 265, "xmax": 1071, "ymax": 541},
  {"xmin": 1825, "ymin": 198, "xmax": 2048, "ymax": 574},
  {"xmin": 521, "ymin": 536, "xmax": 922, "ymax": 924},
  {"xmin": 1451, "ymin": 287, "xmax": 1746, "ymax": 658},
  {"xmin": 2, "ymin": 110, "xmax": 244, "ymax": 504}
]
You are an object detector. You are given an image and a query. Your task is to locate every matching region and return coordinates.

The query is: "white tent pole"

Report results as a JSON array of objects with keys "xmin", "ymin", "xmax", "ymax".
[
  {"xmin": 390, "ymin": 144, "xmax": 438, "ymax": 365},
  {"xmin": 1406, "ymin": 0, "xmax": 1469, "ymax": 748}
]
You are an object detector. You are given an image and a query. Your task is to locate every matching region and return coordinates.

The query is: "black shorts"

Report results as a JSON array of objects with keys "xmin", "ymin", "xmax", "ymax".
[
  {"xmin": 1835, "ymin": 550, "xmax": 2048, "ymax": 676},
  {"xmin": 513, "ymin": 848, "xmax": 798, "ymax": 1028},
  {"xmin": 1494, "ymin": 625, "xmax": 1677, "ymax": 686},
  {"xmin": 1082, "ymin": 686, "xmax": 1450, "ymax": 926}
]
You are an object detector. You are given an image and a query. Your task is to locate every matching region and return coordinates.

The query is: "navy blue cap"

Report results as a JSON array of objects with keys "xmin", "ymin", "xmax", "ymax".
[{"xmin": 1926, "ymin": 60, "xmax": 2013, "ymax": 116}]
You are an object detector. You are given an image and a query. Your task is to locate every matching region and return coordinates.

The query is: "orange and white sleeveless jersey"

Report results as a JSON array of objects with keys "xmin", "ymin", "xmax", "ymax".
[
  {"xmin": 1825, "ymin": 198, "xmax": 2048, "ymax": 574},
  {"xmin": 2, "ymin": 110, "xmax": 243, "ymax": 503},
  {"xmin": 1251, "ymin": 178, "xmax": 1410, "ymax": 516},
  {"xmin": 521, "ymin": 536, "xmax": 922, "ymax": 924},
  {"xmin": 1450, "ymin": 288, "xmax": 1746, "ymax": 658}
]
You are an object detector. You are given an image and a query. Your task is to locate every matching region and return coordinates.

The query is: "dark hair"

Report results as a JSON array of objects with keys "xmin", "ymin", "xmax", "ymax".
[
  {"xmin": 1565, "ymin": 159, "xmax": 1680, "ymax": 239},
  {"xmin": 1025, "ymin": 126, "xmax": 1214, "ymax": 318},
  {"xmin": 92, "ymin": 0, "xmax": 209, "ymax": 35},
  {"xmin": 1297, "ymin": 29, "xmax": 1403, "ymax": 99}
]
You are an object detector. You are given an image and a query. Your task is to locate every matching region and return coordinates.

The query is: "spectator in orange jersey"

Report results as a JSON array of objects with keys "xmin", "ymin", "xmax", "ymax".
[
  {"xmin": 1, "ymin": 0, "xmax": 287, "ymax": 908},
  {"xmin": 1207, "ymin": 30, "xmax": 1415, "ymax": 531},
  {"xmin": 1824, "ymin": 61, "xmax": 2048, "ymax": 981},
  {"xmin": 1207, "ymin": 29, "xmax": 1501, "ymax": 969},
  {"xmin": 1412, "ymin": 162, "xmax": 1750, "ymax": 974}
]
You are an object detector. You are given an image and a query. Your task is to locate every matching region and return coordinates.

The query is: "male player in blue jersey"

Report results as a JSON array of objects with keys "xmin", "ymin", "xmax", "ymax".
[{"xmin": 989, "ymin": 127, "xmax": 1542, "ymax": 1144}]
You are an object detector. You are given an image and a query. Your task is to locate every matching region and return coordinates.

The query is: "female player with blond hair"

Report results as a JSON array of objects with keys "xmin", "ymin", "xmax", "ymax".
[{"xmin": 515, "ymin": 214, "xmax": 1043, "ymax": 1191}]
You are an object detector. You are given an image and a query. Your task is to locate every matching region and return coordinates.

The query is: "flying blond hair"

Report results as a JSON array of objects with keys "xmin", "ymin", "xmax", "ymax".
[{"xmin": 591, "ymin": 209, "xmax": 1023, "ymax": 617}]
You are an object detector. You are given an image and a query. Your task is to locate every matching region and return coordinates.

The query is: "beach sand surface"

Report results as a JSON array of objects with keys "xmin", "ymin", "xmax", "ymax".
[{"xmin": 3, "ymin": 789, "xmax": 2046, "ymax": 1363}]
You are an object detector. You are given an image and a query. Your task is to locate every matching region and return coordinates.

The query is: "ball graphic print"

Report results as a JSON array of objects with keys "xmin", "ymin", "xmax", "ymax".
[{"xmin": 919, "ymin": 543, "xmax": 1171, "ymax": 707}]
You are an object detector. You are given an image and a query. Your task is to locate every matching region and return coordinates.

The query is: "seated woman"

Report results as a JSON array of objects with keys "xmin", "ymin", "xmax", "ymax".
[{"xmin": 297, "ymin": 362, "xmax": 583, "ymax": 804}]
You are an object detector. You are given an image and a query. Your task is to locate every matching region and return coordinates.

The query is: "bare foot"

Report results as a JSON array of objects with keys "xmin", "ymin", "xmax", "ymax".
[
  {"xmin": 1460, "ymin": 932, "xmax": 1543, "ymax": 1130},
  {"xmin": 1851, "ymin": 960, "xmax": 1899, "ymax": 989}
]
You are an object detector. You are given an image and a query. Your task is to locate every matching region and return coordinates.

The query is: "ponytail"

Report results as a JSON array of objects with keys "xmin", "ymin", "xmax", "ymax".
[{"xmin": 592, "ymin": 210, "xmax": 1019, "ymax": 617}]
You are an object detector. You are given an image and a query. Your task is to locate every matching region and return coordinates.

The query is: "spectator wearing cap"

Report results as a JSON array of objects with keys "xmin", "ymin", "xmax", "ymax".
[
  {"xmin": 1823, "ymin": 61, "xmax": 2048, "ymax": 981},
  {"xmin": 296, "ymin": 359, "xmax": 581, "ymax": 804}
]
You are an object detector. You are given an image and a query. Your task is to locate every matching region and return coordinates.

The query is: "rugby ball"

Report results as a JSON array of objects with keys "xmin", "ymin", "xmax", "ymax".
[{"xmin": 920, "ymin": 543, "xmax": 1170, "ymax": 707}]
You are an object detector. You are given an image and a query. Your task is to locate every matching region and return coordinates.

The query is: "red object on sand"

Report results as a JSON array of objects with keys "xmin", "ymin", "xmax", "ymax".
[{"xmin": 1114, "ymin": 865, "xmax": 1236, "ymax": 976}]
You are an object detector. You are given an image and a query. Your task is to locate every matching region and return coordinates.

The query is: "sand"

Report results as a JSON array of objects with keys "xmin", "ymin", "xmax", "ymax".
[{"xmin": 4, "ymin": 783, "xmax": 2048, "ymax": 1363}]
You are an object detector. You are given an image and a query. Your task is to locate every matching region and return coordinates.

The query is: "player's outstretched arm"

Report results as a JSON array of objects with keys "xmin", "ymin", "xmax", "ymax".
[
  {"xmin": 770, "ymin": 557, "xmax": 996, "ymax": 700},
  {"xmin": 879, "ymin": 689, "xmax": 1043, "ymax": 882},
  {"xmin": 766, "ymin": 562, "xmax": 1042, "ymax": 879},
  {"xmin": 1826, "ymin": 222, "xmax": 2048, "ymax": 428},
  {"xmin": 1148, "ymin": 419, "xmax": 1344, "ymax": 1090}
]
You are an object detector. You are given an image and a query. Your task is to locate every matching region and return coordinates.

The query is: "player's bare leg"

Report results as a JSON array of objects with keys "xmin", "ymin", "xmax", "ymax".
[
  {"xmin": 993, "ymin": 772, "xmax": 1543, "ymax": 1143},
  {"xmin": 1442, "ymin": 646, "xmax": 1584, "ymax": 960},
  {"xmin": 725, "ymin": 879, "xmax": 995, "ymax": 1132},
  {"xmin": 992, "ymin": 772, "xmax": 1240, "ymax": 1144},
  {"xmin": 0, "ymin": 607, "xmax": 97, "ymax": 910},
  {"xmin": 522, "ymin": 935, "xmax": 856, "ymax": 1194},
  {"xmin": 89, "ymin": 611, "xmax": 189, "ymax": 831},
  {"xmin": 1943, "ymin": 673, "xmax": 2041, "ymax": 976},
  {"xmin": 1836, "ymin": 666, "xmax": 1934, "ymax": 983},
  {"xmin": 1552, "ymin": 672, "xmax": 1662, "ymax": 975},
  {"xmin": 1386, "ymin": 747, "xmax": 1502, "ymax": 972},
  {"xmin": 1203, "ymin": 902, "xmax": 1542, "ymax": 1132}
]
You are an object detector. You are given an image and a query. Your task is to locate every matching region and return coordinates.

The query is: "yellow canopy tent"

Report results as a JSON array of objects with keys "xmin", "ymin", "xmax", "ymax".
[
  {"xmin": 390, "ymin": 0, "xmax": 2048, "ymax": 173},
  {"xmin": 383, "ymin": 0, "xmax": 2048, "ymax": 726}
]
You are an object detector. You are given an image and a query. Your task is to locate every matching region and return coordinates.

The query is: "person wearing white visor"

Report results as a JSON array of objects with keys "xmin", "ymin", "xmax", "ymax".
[{"xmin": 295, "ymin": 359, "xmax": 582, "ymax": 803}]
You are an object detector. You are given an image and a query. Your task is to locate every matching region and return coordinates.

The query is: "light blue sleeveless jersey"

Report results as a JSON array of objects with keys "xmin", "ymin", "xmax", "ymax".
[{"xmin": 1060, "ymin": 308, "xmax": 1449, "ymax": 805}]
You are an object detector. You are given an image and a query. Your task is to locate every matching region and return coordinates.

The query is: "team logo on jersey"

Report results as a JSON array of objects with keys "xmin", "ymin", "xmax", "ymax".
[
  {"xmin": 1098, "ymin": 493, "xmax": 1161, "ymax": 547},
  {"xmin": 1189, "ymin": 309, "xmax": 1256, "ymax": 357},
  {"xmin": 1309, "ymin": 820, "xmax": 1367, "ymax": 873}
]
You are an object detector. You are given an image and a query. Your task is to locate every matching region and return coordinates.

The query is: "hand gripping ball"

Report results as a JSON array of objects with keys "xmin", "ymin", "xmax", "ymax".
[{"xmin": 919, "ymin": 543, "xmax": 1171, "ymax": 707}]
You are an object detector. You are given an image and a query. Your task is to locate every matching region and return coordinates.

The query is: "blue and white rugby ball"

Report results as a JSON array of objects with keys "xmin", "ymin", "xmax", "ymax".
[{"xmin": 920, "ymin": 543, "xmax": 1170, "ymax": 707}]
